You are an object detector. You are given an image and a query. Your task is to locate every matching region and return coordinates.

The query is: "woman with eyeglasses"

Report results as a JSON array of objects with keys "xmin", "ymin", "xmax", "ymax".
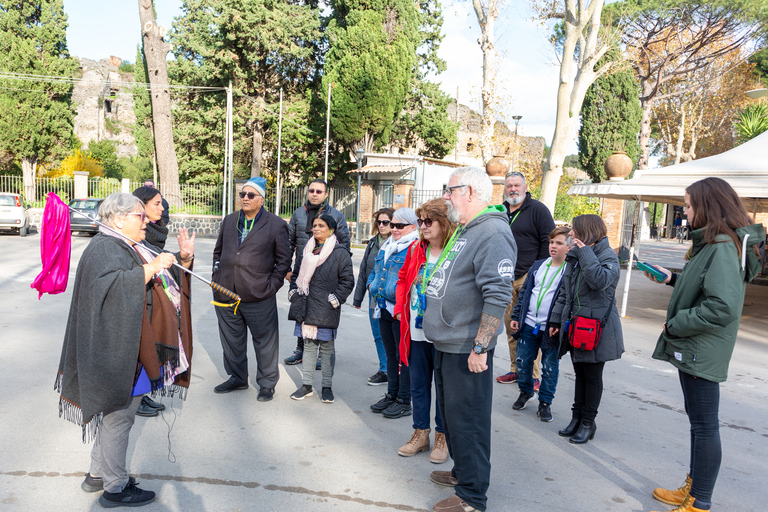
[
  {"xmin": 367, "ymin": 207, "xmax": 421, "ymax": 419},
  {"xmin": 392, "ymin": 199, "xmax": 455, "ymax": 463},
  {"xmin": 57, "ymin": 192, "xmax": 195, "ymax": 507},
  {"xmin": 353, "ymin": 207, "xmax": 395, "ymax": 386},
  {"xmin": 133, "ymin": 186, "xmax": 168, "ymax": 250}
]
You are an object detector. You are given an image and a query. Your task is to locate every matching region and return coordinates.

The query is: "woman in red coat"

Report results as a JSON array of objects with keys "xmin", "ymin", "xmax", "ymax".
[{"xmin": 394, "ymin": 198, "xmax": 456, "ymax": 464}]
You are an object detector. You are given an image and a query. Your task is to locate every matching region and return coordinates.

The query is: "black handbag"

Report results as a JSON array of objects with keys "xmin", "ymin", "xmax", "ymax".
[{"xmin": 287, "ymin": 291, "xmax": 307, "ymax": 323}]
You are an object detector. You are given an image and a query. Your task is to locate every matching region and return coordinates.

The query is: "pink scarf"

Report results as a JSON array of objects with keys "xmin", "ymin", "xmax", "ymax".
[
  {"xmin": 295, "ymin": 234, "xmax": 336, "ymax": 339},
  {"xmin": 31, "ymin": 192, "xmax": 72, "ymax": 299}
]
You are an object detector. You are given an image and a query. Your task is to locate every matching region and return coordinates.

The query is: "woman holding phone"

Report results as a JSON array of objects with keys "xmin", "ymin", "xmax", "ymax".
[{"xmin": 643, "ymin": 178, "xmax": 762, "ymax": 512}]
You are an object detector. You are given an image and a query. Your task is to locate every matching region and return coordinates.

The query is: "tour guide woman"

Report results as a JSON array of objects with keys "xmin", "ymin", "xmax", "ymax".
[
  {"xmin": 549, "ymin": 214, "xmax": 624, "ymax": 444},
  {"xmin": 56, "ymin": 192, "xmax": 195, "ymax": 508},
  {"xmin": 288, "ymin": 213, "xmax": 354, "ymax": 404},
  {"xmin": 393, "ymin": 199, "xmax": 455, "ymax": 464},
  {"xmin": 133, "ymin": 186, "xmax": 169, "ymax": 250},
  {"xmin": 644, "ymin": 178, "xmax": 762, "ymax": 512},
  {"xmin": 353, "ymin": 207, "xmax": 395, "ymax": 386}
]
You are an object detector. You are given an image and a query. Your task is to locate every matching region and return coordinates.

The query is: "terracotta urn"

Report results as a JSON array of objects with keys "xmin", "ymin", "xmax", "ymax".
[
  {"xmin": 604, "ymin": 151, "xmax": 633, "ymax": 181},
  {"xmin": 486, "ymin": 155, "xmax": 509, "ymax": 177}
]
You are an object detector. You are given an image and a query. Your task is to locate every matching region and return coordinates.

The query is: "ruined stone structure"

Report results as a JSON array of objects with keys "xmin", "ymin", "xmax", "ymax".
[{"xmin": 72, "ymin": 58, "xmax": 138, "ymax": 158}]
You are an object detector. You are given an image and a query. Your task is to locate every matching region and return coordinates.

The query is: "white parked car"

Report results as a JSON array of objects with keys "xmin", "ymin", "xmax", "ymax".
[{"xmin": 0, "ymin": 192, "xmax": 29, "ymax": 237}]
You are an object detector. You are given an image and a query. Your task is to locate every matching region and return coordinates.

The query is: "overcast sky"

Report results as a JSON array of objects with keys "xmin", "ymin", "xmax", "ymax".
[{"xmin": 63, "ymin": 0, "xmax": 567, "ymax": 150}]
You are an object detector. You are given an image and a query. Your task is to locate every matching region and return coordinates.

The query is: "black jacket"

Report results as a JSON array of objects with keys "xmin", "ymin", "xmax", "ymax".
[
  {"xmin": 504, "ymin": 193, "xmax": 555, "ymax": 280},
  {"xmin": 352, "ymin": 234, "xmax": 384, "ymax": 307},
  {"xmin": 288, "ymin": 201, "xmax": 350, "ymax": 258},
  {"xmin": 289, "ymin": 242, "xmax": 355, "ymax": 329},
  {"xmin": 212, "ymin": 209, "xmax": 292, "ymax": 303}
]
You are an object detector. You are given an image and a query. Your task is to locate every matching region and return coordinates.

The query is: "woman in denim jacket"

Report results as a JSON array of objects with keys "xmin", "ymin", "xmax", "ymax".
[{"xmin": 367, "ymin": 208, "xmax": 420, "ymax": 419}]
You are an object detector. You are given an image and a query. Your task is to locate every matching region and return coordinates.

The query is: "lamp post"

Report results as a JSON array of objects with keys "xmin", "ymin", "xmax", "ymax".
[
  {"xmin": 355, "ymin": 147, "xmax": 364, "ymax": 245},
  {"xmin": 512, "ymin": 115, "xmax": 522, "ymax": 169}
]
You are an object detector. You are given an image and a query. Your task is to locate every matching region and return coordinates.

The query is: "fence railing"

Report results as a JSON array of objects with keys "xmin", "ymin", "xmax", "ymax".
[{"xmin": 411, "ymin": 189, "xmax": 445, "ymax": 209}]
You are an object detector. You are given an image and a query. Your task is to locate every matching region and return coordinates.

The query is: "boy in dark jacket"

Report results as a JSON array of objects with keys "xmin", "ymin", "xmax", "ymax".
[{"xmin": 509, "ymin": 226, "xmax": 570, "ymax": 422}]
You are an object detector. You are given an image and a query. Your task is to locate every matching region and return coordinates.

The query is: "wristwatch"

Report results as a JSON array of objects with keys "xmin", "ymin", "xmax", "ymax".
[{"xmin": 473, "ymin": 343, "xmax": 486, "ymax": 355}]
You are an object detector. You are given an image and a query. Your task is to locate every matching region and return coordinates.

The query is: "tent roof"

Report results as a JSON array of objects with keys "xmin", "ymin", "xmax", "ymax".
[{"xmin": 568, "ymin": 131, "xmax": 768, "ymax": 212}]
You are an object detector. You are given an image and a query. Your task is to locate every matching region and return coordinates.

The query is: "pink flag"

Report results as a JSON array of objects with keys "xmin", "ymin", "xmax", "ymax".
[{"xmin": 31, "ymin": 192, "xmax": 72, "ymax": 299}]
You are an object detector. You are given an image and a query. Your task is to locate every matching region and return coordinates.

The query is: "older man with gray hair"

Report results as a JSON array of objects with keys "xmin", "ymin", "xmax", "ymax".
[{"xmin": 423, "ymin": 167, "xmax": 517, "ymax": 512}]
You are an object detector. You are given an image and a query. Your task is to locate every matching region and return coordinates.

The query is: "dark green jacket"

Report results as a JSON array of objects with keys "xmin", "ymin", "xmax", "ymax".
[{"xmin": 652, "ymin": 224, "xmax": 764, "ymax": 382}]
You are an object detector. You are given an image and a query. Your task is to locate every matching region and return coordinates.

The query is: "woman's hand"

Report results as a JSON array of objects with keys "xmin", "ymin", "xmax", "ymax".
[
  {"xmin": 144, "ymin": 252, "xmax": 176, "ymax": 283},
  {"xmin": 178, "ymin": 228, "xmax": 196, "ymax": 268},
  {"xmin": 395, "ymin": 313, "xmax": 401, "ymax": 321},
  {"xmin": 569, "ymin": 237, "xmax": 586, "ymax": 250},
  {"xmin": 549, "ymin": 327, "xmax": 559, "ymax": 337},
  {"xmin": 510, "ymin": 320, "xmax": 519, "ymax": 331},
  {"xmin": 643, "ymin": 264, "xmax": 672, "ymax": 284}
]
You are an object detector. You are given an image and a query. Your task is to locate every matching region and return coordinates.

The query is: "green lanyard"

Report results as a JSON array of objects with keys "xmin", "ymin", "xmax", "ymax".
[
  {"xmin": 534, "ymin": 260, "xmax": 563, "ymax": 317},
  {"xmin": 508, "ymin": 210, "xmax": 521, "ymax": 227},
  {"xmin": 239, "ymin": 216, "xmax": 255, "ymax": 241},
  {"xmin": 421, "ymin": 206, "xmax": 496, "ymax": 294}
]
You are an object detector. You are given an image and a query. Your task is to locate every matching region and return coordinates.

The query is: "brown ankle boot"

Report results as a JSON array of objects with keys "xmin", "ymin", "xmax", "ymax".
[
  {"xmin": 651, "ymin": 494, "xmax": 707, "ymax": 512},
  {"xmin": 397, "ymin": 428, "xmax": 430, "ymax": 456},
  {"xmin": 653, "ymin": 474, "xmax": 692, "ymax": 506},
  {"xmin": 430, "ymin": 431, "xmax": 448, "ymax": 464}
]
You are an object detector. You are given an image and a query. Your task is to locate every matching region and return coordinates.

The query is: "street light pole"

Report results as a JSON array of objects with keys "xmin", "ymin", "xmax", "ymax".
[
  {"xmin": 355, "ymin": 147, "xmax": 364, "ymax": 245},
  {"xmin": 512, "ymin": 115, "xmax": 522, "ymax": 170}
]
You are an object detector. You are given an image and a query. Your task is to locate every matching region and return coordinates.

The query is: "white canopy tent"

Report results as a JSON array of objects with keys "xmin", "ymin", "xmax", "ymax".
[{"xmin": 568, "ymin": 130, "xmax": 768, "ymax": 214}]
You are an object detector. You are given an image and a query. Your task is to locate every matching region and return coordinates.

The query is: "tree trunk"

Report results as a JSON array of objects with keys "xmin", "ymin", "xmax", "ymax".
[
  {"xmin": 139, "ymin": 0, "xmax": 181, "ymax": 207},
  {"xmin": 21, "ymin": 157, "xmax": 37, "ymax": 203},
  {"xmin": 472, "ymin": 0, "xmax": 498, "ymax": 164},
  {"xmin": 637, "ymin": 79, "xmax": 655, "ymax": 171},
  {"xmin": 251, "ymin": 119, "xmax": 263, "ymax": 178}
]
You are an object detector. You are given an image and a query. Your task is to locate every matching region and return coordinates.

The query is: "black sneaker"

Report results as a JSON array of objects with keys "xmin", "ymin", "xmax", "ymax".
[
  {"xmin": 83, "ymin": 475, "xmax": 134, "ymax": 493},
  {"xmin": 513, "ymin": 391, "xmax": 535, "ymax": 410},
  {"xmin": 370, "ymin": 393, "xmax": 397, "ymax": 413},
  {"xmin": 257, "ymin": 387, "xmax": 274, "ymax": 402},
  {"xmin": 382, "ymin": 398, "xmax": 412, "ymax": 419},
  {"xmin": 141, "ymin": 396, "xmax": 165, "ymax": 411},
  {"xmin": 99, "ymin": 480, "xmax": 155, "ymax": 508},
  {"xmin": 284, "ymin": 350, "xmax": 303, "ymax": 365},
  {"xmin": 367, "ymin": 371, "xmax": 388, "ymax": 386},
  {"xmin": 213, "ymin": 377, "xmax": 249, "ymax": 394},
  {"xmin": 321, "ymin": 387, "xmax": 334, "ymax": 403},
  {"xmin": 537, "ymin": 401, "xmax": 553, "ymax": 422},
  {"xmin": 291, "ymin": 385, "xmax": 313, "ymax": 401}
]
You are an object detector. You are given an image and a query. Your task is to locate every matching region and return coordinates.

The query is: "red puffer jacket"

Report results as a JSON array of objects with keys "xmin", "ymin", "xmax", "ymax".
[{"xmin": 394, "ymin": 239, "xmax": 427, "ymax": 365}]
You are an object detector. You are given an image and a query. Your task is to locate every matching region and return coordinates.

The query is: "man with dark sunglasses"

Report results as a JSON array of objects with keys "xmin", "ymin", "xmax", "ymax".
[
  {"xmin": 211, "ymin": 176, "xmax": 292, "ymax": 401},
  {"xmin": 285, "ymin": 178, "xmax": 350, "ymax": 366}
]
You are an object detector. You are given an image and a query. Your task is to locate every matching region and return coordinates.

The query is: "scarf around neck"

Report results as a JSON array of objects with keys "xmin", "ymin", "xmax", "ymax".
[
  {"xmin": 381, "ymin": 229, "xmax": 419, "ymax": 263},
  {"xmin": 296, "ymin": 234, "xmax": 337, "ymax": 340}
]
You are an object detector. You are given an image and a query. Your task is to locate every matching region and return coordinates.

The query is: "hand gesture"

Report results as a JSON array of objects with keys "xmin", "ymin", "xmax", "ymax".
[
  {"xmin": 643, "ymin": 264, "xmax": 671, "ymax": 284},
  {"xmin": 510, "ymin": 320, "xmax": 519, "ymax": 331},
  {"xmin": 177, "ymin": 228, "xmax": 196, "ymax": 262}
]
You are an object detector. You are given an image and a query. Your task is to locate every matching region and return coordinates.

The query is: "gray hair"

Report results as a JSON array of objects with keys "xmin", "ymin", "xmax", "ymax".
[
  {"xmin": 99, "ymin": 192, "xmax": 144, "ymax": 224},
  {"xmin": 450, "ymin": 166, "xmax": 493, "ymax": 204},
  {"xmin": 505, "ymin": 171, "xmax": 526, "ymax": 186},
  {"xmin": 393, "ymin": 207, "xmax": 418, "ymax": 226}
]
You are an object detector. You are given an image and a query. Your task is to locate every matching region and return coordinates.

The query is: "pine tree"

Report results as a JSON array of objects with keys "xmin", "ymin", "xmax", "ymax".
[{"xmin": 0, "ymin": 0, "xmax": 78, "ymax": 202}]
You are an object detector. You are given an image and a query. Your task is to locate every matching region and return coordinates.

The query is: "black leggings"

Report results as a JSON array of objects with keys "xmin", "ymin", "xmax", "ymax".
[{"xmin": 572, "ymin": 361, "xmax": 605, "ymax": 423}]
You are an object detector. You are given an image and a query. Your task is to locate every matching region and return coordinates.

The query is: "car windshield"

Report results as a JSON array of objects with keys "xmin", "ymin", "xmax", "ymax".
[
  {"xmin": 71, "ymin": 200, "xmax": 100, "ymax": 209},
  {"xmin": 0, "ymin": 195, "xmax": 18, "ymax": 206}
]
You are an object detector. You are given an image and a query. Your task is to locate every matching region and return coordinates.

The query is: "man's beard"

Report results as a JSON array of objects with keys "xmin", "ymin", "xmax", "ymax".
[
  {"xmin": 505, "ymin": 193, "xmax": 524, "ymax": 206},
  {"xmin": 445, "ymin": 200, "xmax": 461, "ymax": 224}
]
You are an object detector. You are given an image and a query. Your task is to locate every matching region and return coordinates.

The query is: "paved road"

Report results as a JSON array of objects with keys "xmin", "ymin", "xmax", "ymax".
[{"xmin": 1, "ymin": 232, "xmax": 767, "ymax": 512}]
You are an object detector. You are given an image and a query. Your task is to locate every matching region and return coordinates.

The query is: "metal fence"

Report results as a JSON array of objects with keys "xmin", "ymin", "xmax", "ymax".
[
  {"xmin": 411, "ymin": 189, "xmax": 445, "ymax": 209},
  {"xmin": 0, "ymin": 175, "xmax": 76, "ymax": 208}
]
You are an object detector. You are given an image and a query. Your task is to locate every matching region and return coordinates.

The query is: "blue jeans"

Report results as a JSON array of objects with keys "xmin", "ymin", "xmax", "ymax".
[
  {"xmin": 369, "ymin": 304, "xmax": 387, "ymax": 373},
  {"xmin": 409, "ymin": 340, "xmax": 443, "ymax": 432},
  {"xmin": 516, "ymin": 323, "xmax": 559, "ymax": 404},
  {"xmin": 680, "ymin": 370, "xmax": 720, "ymax": 510}
]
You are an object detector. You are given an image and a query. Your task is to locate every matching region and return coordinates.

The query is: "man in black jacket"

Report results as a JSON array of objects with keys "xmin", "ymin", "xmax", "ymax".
[
  {"xmin": 284, "ymin": 179, "xmax": 350, "ymax": 365},
  {"xmin": 497, "ymin": 171, "xmax": 555, "ymax": 386},
  {"xmin": 212, "ymin": 176, "xmax": 292, "ymax": 401}
]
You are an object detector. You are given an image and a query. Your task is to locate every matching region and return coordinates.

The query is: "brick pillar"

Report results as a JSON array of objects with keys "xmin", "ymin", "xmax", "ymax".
[
  {"xmin": 234, "ymin": 179, "xmax": 247, "ymax": 211},
  {"xmin": 73, "ymin": 171, "xmax": 88, "ymax": 199},
  {"xmin": 601, "ymin": 198, "xmax": 625, "ymax": 250},
  {"xmin": 393, "ymin": 180, "xmax": 414, "ymax": 210},
  {"xmin": 490, "ymin": 176, "xmax": 505, "ymax": 205}
]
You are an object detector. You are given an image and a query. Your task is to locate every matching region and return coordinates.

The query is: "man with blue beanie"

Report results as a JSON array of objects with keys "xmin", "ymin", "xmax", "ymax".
[{"xmin": 212, "ymin": 176, "xmax": 292, "ymax": 401}]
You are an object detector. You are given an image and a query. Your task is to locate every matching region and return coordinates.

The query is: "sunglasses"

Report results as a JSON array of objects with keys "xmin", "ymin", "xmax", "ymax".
[
  {"xmin": 308, "ymin": 188, "xmax": 326, "ymax": 194},
  {"xmin": 239, "ymin": 191, "xmax": 261, "ymax": 199},
  {"xmin": 126, "ymin": 212, "xmax": 147, "ymax": 222},
  {"xmin": 376, "ymin": 219, "xmax": 391, "ymax": 226},
  {"xmin": 444, "ymin": 184, "xmax": 468, "ymax": 196},
  {"xmin": 417, "ymin": 218, "xmax": 434, "ymax": 228},
  {"xmin": 505, "ymin": 171, "xmax": 525, "ymax": 179},
  {"xmin": 391, "ymin": 222, "xmax": 411, "ymax": 230}
]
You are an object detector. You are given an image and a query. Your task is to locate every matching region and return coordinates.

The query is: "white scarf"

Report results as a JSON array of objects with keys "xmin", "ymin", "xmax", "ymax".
[
  {"xmin": 381, "ymin": 229, "xmax": 419, "ymax": 263},
  {"xmin": 296, "ymin": 234, "xmax": 337, "ymax": 340}
]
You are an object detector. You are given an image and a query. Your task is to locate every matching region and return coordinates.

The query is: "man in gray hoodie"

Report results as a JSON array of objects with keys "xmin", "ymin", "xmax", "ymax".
[{"xmin": 423, "ymin": 167, "xmax": 517, "ymax": 512}]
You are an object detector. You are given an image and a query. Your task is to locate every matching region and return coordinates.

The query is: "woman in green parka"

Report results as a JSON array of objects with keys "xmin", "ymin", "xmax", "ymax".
[{"xmin": 644, "ymin": 178, "xmax": 763, "ymax": 512}]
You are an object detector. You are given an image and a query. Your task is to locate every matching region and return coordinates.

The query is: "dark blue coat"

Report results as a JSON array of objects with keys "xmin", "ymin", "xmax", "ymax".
[{"xmin": 510, "ymin": 258, "xmax": 564, "ymax": 349}]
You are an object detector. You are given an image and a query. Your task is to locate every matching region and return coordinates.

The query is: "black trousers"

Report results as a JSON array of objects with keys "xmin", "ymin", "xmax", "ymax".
[
  {"xmin": 434, "ymin": 349, "xmax": 494, "ymax": 512},
  {"xmin": 215, "ymin": 296, "xmax": 279, "ymax": 389},
  {"xmin": 572, "ymin": 361, "xmax": 605, "ymax": 423},
  {"xmin": 378, "ymin": 308, "xmax": 410, "ymax": 401}
]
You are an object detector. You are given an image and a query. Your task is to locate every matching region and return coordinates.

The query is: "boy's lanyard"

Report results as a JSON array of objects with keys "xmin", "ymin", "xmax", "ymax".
[{"xmin": 534, "ymin": 261, "xmax": 563, "ymax": 317}]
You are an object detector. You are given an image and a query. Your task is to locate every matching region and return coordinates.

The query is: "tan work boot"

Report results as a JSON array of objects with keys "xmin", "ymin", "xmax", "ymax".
[
  {"xmin": 653, "ymin": 474, "xmax": 692, "ymax": 506},
  {"xmin": 397, "ymin": 428, "xmax": 430, "ymax": 457},
  {"xmin": 430, "ymin": 431, "xmax": 448, "ymax": 464},
  {"xmin": 651, "ymin": 494, "xmax": 707, "ymax": 512}
]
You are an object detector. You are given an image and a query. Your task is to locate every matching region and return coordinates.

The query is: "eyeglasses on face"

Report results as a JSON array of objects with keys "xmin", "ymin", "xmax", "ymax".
[
  {"xmin": 239, "ymin": 191, "xmax": 261, "ymax": 199},
  {"xmin": 444, "ymin": 184, "xmax": 468, "ymax": 196},
  {"xmin": 417, "ymin": 218, "xmax": 434, "ymax": 228},
  {"xmin": 391, "ymin": 222, "xmax": 411, "ymax": 230},
  {"xmin": 125, "ymin": 212, "xmax": 147, "ymax": 222},
  {"xmin": 308, "ymin": 188, "xmax": 326, "ymax": 195},
  {"xmin": 376, "ymin": 219, "xmax": 391, "ymax": 226}
]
